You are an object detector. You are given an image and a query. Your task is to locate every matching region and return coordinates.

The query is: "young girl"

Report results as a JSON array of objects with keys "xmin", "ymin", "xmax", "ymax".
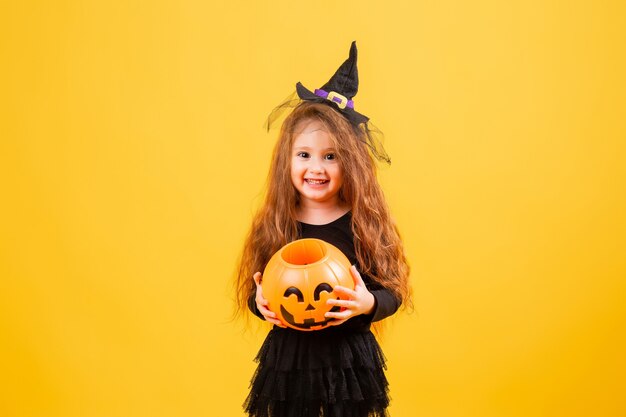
[{"xmin": 235, "ymin": 42, "xmax": 411, "ymax": 417}]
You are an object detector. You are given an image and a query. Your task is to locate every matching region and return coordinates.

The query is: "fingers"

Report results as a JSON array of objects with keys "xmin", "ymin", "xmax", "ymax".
[
  {"xmin": 253, "ymin": 271, "xmax": 262, "ymax": 286},
  {"xmin": 325, "ymin": 317, "xmax": 349, "ymax": 327},
  {"xmin": 253, "ymin": 272, "xmax": 264, "ymax": 299},
  {"xmin": 252, "ymin": 271, "xmax": 285, "ymax": 327},
  {"xmin": 326, "ymin": 298, "xmax": 357, "ymax": 309},
  {"xmin": 325, "ymin": 296, "xmax": 356, "ymax": 321},
  {"xmin": 264, "ymin": 315, "xmax": 285, "ymax": 327},
  {"xmin": 266, "ymin": 316, "xmax": 286, "ymax": 327},
  {"xmin": 255, "ymin": 289, "xmax": 268, "ymax": 308},
  {"xmin": 259, "ymin": 308, "xmax": 277, "ymax": 321},
  {"xmin": 256, "ymin": 300, "xmax": 286, "ymax": 327},
  {"xmin": 326, "ymin": 265, "xmax": 375, "ymax": 318},
  {"xmin": 350, "ymin": 265, "xmax": 366, "ymax": 286},
  {"xmin": 252, "ymin": 271, "xmax": 270, "ymax": 316},
  {"xmin": 332, "ymin": 285, "xmax": 357, "ymax": 298},
  {"xmin": 256, "ymin": 300, "xmax": 274, "ymax": 317},
  {"xmin": 325, "ymin": 308, "xmax": 353, "ymax": 320}
]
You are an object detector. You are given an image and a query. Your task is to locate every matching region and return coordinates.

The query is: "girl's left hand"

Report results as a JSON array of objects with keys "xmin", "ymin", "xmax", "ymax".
[{"xmin": 325, "ymin": 265, "xmax": 376, "ymax": 326}]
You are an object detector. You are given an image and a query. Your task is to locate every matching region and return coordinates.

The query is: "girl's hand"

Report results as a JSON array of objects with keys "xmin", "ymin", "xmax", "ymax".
[
  {"xmin": 325, "ymin": 265, "xmax": 375, "ymax": 326},
  {"xmin": 253, "ymin": 272, "xmax": 286, "ymax": 327}
]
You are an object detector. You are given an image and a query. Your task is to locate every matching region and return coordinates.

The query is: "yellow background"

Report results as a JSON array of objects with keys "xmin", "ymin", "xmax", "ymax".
[{"xmin": 1, "ymin": 1, "xmax": 625, "ymax": 416}]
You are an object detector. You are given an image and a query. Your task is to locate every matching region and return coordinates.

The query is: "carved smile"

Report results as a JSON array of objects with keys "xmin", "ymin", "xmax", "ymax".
[{"xmin": 280, "ymin": 305, "xmax": 341, "ymax": 330}]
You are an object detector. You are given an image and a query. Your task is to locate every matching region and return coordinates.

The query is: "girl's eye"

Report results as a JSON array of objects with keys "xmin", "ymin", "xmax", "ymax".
[
  {"xmin": 297, "ymin": 151, "xmax": 310, "ymax": 158},
  {"xmin": 324, "ymin": 153, "xmax": 336, "ymax": 160}
]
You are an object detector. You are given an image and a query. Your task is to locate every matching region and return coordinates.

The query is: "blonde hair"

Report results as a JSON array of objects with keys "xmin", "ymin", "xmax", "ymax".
[{"xmin": 235, "ymin": 102, "xmax": 411, "ymax": 318}]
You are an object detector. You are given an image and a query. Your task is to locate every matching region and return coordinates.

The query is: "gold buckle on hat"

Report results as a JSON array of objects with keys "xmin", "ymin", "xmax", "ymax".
[{"xmin": 326, "ymin": 91, "xmax": 348, "ymax": 109}]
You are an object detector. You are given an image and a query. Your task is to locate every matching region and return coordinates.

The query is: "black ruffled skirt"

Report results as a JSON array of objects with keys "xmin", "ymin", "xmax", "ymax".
[{"xmin": 243, "ymin": 327, "xmax": 390, "ymax": 417}]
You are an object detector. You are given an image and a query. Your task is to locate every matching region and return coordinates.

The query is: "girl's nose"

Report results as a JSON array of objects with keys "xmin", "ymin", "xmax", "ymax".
[{"xmin": 309, "ymin": 162, "xmax": 324, "ymax": 174}]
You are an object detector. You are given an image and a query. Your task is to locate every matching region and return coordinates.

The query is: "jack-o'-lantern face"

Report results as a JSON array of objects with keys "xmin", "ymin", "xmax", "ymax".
[
  {"xmin": 280, "ymin": 282, "xmax": 340, "ymax": 330},
  {"xmin": 262, "ymin": 239, "xmax": 354, "ymax": 331}
]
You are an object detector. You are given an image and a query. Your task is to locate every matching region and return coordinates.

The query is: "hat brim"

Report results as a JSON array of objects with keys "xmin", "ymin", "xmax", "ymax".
[{"xmin": 296, "ymin": 82, "xmax": 369, "ymax": 126}]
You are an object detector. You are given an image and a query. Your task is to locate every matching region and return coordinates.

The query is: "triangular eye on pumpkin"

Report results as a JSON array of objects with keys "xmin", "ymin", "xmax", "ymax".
[{"xmin": 262, "ymin": 239, "xmax": 355, "ymax": 331}]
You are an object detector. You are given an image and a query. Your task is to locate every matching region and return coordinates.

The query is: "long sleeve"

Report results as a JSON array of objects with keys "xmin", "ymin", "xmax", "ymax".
[{"xmin": 369, "ymin": 287, "xmax": 401, "ymax": 322}]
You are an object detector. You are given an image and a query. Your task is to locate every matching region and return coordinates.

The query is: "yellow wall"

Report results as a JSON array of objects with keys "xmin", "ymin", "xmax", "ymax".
[{"xmin": 1, "ymin": 1, "xmax": 625, "ymax": 416}]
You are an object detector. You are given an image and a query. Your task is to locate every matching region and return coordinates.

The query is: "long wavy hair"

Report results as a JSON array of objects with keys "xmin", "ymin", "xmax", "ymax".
[{"xmin": 234, "ymin": 102, "xmax": 411, "ymax": 319}]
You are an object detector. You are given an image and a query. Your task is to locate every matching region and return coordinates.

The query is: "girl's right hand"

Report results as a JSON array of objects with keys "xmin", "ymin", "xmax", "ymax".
[{"xmin": 253, "ymin": 272, "xmax": 286, "ymax": 327}]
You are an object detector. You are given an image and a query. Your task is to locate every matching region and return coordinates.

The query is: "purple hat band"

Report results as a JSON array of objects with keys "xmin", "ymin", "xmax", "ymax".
[{"xmin": 314, "ymin": 89, "xmax": 355, "ymax": 109}]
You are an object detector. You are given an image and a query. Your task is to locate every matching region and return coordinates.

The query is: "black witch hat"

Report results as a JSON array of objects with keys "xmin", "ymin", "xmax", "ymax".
[
  {"xmin": 294, "ymin": 41, "xmax": 369, "ymax": 126},
  {"xmin": 265, "ymin": 41, "xmax": 390, "ymax": 164}
]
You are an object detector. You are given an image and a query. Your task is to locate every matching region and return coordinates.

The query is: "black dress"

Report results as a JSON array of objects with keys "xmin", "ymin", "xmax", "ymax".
[{"xmin": 244, "ymin": 212, "xmax": 401, "ymax": 417}]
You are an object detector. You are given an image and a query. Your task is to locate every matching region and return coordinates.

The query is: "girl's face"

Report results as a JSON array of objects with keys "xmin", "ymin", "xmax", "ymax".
[{"xmin": 290, "ymin": 119, "xmax": 344, "ymax": 208}]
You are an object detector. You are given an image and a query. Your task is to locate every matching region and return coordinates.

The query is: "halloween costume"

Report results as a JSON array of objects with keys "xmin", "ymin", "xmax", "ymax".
[
  {"xmin": 245, "ymin": 42, "xmax": 399, "ymax": 417},
  {"xmin": 245, "ymin": 212, "xmax": 400, "ymax": 417},
  {"xmin": 264, "ymin": 41, "xmax": 390, "ymax": 166}
]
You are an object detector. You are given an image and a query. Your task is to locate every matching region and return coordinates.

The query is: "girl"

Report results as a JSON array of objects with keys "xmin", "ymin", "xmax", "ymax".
[{"xmin": 235, "ymin": 42, "xmax": 411, "ymax": 417}]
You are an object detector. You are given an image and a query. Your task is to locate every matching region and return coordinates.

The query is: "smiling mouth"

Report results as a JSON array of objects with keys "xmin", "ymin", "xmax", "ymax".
[
  {"xmin": 305, "ymin": 179, "xmax": 329, "ymax": 185},
  {"xmin": 280, "ymin": 305, "xmax": 340, "ymax": 330}
]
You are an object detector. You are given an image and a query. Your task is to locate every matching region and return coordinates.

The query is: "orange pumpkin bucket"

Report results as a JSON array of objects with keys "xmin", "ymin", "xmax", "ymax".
[{"xmin": 262, "ymin": 238, "xmax": 354, "ymax": 331}]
